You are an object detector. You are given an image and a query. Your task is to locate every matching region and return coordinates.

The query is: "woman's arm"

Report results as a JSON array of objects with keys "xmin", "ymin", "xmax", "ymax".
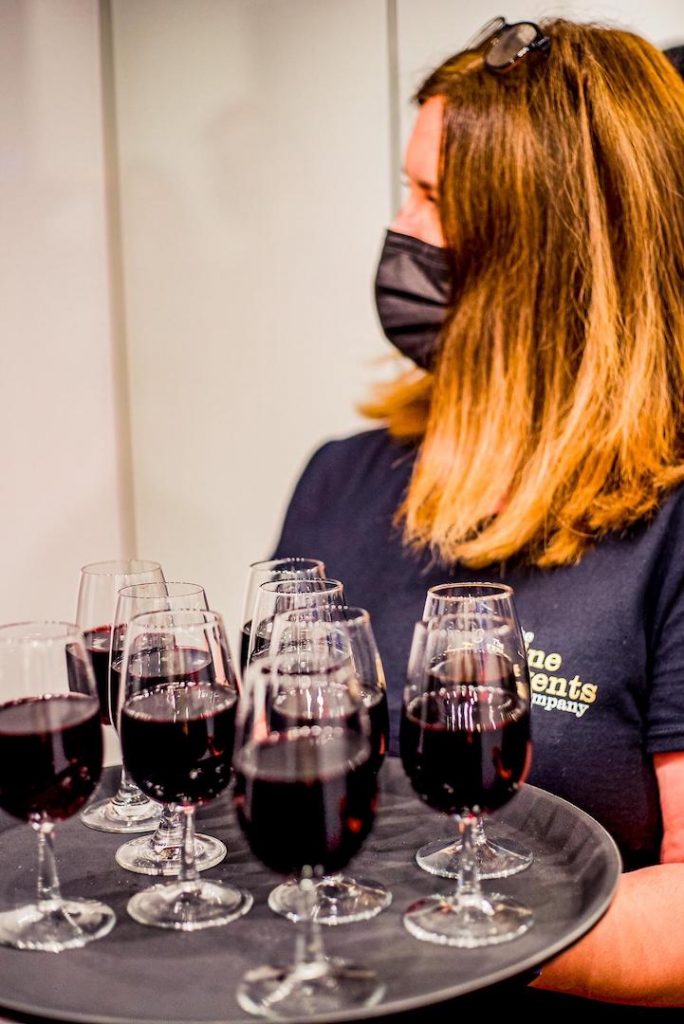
[{"xmin": 531, "ymin": 751, "xmax": 684, "ymax": 1006}]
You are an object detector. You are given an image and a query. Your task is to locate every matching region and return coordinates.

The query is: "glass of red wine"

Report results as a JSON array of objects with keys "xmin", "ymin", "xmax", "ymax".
[
  {"xmin": 268, "ymin": 605, "xmax": 392, "ymax": 925},
  {"xmin": 415, "ymin": 582, "xmax": 534, "ymax": 880},
  {"xmin": 0, "ymin": 622, "xmax": 116, "ymax": 951},
  {"xmin": 77, "ymin": 558, "xmax": 165, "ymax": 833},
  {"xmin": 245, "ymin": 577, "xmax": 344, "ymax": 668},
  {"xmin": 401, "ymin": 589, "xmax": 534, "ymax": 947},
  {"xmin": 233, "ymin": 647, "xmax": 384, "ymax": 1017},
  {"xmin": 120, "ymin": 608, "xmax": 252, "ymax": 930},
  {"xmin": 112, "ymin": 582, "xmax": 227, "ymax": 877},
  {"xmin": 240, "ymin": 558, "xmax": 326, "ymax": 674}
]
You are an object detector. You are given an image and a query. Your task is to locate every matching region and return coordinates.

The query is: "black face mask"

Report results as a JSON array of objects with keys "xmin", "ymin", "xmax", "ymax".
[{"xmin": 374, "ymin": 229, "xmax": 452, "ymax": 369}]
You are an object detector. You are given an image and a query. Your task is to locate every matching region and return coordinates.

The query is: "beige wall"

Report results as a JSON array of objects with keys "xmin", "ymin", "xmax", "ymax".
[
  {"xmin": 0, "ymin": 0, "xmax": 128, "ymax": 633},
  {"xmin": 110, "ymin": 0, "xmax": 395, "ymax": 641},
  {"xmin": 1, "ymin": 0, "xmax": 682, "ymax": 658}
]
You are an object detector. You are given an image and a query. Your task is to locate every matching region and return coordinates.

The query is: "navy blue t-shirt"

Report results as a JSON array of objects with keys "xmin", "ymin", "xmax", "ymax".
[{"xmin": 275, "ymin": 428, "xmax": 684, "ymax": 870}]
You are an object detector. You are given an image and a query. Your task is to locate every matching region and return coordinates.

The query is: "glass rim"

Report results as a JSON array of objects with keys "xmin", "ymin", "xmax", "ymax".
[
  {"xmin": 117, "ymin": 581, "xmax": 205, "ymax": 600},
  {"xmin": 275, "ymin": 604, "xmax": 370, "ymax": 626},
  {"xmin": 248, "ymin": 556, "xmax": 325, "ymax": 572},
  {"xmin": 426, "ymin": 582, "xmax": 514, "ymax": 601},
  {"xmin": 244, "ymin": 650, "xmax": 355, "ymax": 686},
  {"xmin": 80, "ymin": 559, "xmax": 163, "ymax": 576},
  {"xmin": 424, "ymin": 609, "xmax": 515, "ymax": 633},
  {"xmin": 0, "ymin": 621, "xmax": 84, "ymax": 645},
  {"xmin": 125, "ymin": 608, "xmax": 224, "ymax": 629},
  {"xmin": 258, "ymin": 578, "xmax": 343, "ymax": 595}
]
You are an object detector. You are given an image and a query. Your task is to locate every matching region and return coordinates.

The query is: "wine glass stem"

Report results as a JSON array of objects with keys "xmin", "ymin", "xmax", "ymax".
[
  {"xmin": 178, "ymin": 805, "xmax": 200, "ymax": 889},
  {"xmin": 294, "ymin": 871, "xmax": 327, "ymax": 973},
  {"xmin": 151, "ymin": 804, "xmax": 181, "ymax": 852},
  {"xmin": 111, "ymin": 766, "xmax": 145, "ymax": 807},
  {"xmin": 35, "ymin": 821, "xmax": 61, "ymax": 907},
  {"xmin": 455, "ymin": 814, "xmax": 483, "ymax": 903}
]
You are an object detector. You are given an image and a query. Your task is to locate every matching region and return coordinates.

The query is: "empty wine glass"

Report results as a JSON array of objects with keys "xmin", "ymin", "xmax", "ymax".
[
  {"xmin": 240, "ymin": 557, "xmax": 326, "ymax": 673},
  {"xmin": 120, "ymin": 609, "xmax": 252, "ymax": 930},
  {"xmin": 415, "ymin": 583, "xmax": 534, "ymax": 880},
  {"xmin": 268, "ymin": 606, "xmax": 392, "ymax": 925},
  {"xmin": 245, "ymin": 577, "xmax": 344, "ymax": 667},
  {"xmin": 234, "ymin": 648, "xmax": 384, "ymax": 1017},
  {"xmin": 112, "ymin": 582, "xmax": 226, "ymax": 876},
  {"xmin": 77, "ymin": 559, "xmax": 165, "ymax": 833},
  {"xmin": 401, "ymin": 592, "xmax": 534, "ymax": 947},
  {"xmin": 0, "ymin": 622, "xmax": 116, "ymax": 951}
]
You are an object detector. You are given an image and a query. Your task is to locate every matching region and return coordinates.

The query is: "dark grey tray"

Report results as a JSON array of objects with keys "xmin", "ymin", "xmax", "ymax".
[{"xmin": 0, "ymin": 761, "xmax": 620, "ymax": 1023}]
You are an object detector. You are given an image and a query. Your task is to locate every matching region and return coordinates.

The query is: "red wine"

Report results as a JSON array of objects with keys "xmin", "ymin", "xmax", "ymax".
[
  {"xmin": 367, "ymin": 688, "xmax": 389, "ymax": 771},
  {"xmin": 241, "ymin": 617, "xmax": 273, "ymax": 669},
  {"xmin": 126, "ymin": 645, "xmax": 214, "ymax": 686},
  {"xmin": 271, "ymin": 681, "xmax": 388, "ymax": 774},
  {"xmin": 0, "ymin": 694, "xmax": 102, "ymax": 821},
  {"xmin": 84, "ymin": 625, "xmax": 114, "ymax": 725},
  {"xmin": 233, "ymin": 731, "xmax": 376, "ymax": 875},
  {"xmin": 240, "ymin": 623, "xmax": 251, "ymax": 675},
  {"xmin": 121, "ymin": 683, "xmax": 237, "ymax": 805},
  {"xmin": 400, "ymin": 683, "xmax": 530, "ymax": 816}
]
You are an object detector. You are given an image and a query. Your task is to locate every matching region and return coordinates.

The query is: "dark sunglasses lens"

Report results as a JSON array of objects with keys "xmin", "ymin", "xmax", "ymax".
[
  {"xmin": 487, "ymin": 22, "xmax": 539, "ymax": 67},
  {"xmin": 466, "ymin": 16, "xmax": 506, "ymax": 51}
]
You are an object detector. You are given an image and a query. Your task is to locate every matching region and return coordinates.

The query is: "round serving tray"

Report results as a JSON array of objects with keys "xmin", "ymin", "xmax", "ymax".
[{"xmin": 0, "ymin": 761, "xmax": 620, "ymax": 1023}]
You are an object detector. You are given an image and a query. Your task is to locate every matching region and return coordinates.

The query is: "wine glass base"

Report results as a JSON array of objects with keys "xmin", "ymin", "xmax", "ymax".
[
  {"xmin": 127, "ymin": 879, "xmax": 252, "ymax": 930},
  {"xmin": 404, "ymin": 892, "xmax": 533, "ymax": 948},
  {"xmin": 237, "ymin": 958, "xmax": 385, "ymax": 1018},
  {"xmin": 268, "ymin": 875, "xmax": 391, "ymax": 925},
  {"xmin": 80, "ymin": 796, "xmax": 160, "ymax": 834},
  {"xmin": 0, "ymin": 898, "xmax": 116, "ymax": 952},
  {"xmin": 115, "ymin": 832, "xmax": 227, "ymax": 876},
  {"xmin": 416, "ymin": 832, "xmax": 534, "ymax": 880}
]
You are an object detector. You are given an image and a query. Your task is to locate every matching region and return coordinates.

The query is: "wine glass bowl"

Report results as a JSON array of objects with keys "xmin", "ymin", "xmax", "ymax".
[
  {"xmin": 111, "ymin": 582, "xmax": 227, "ymax": 876},
  {"xmin": 120, "ymin": 609, "xmax": 252, "ymax": 931},
  {"xmin": 77, "ymin": 559, "xmax": 166, "ymax": 834},
  {"xmin": 245, "ymin": 577, "xmax": 344, "ymax": 667},
  {"xmin": 240, "ymin": 557, "xmax": 326, "ymax": 673},
  {"xmin": 233, "ymin": 648, "xmax": 384, "ymax": 1017},
  {"xmin": 415, "ymin": 582, "xmax": 535, "ymax": 880},
  {"xmin": 267, "ymin": 606, "xmax": 392, "ymax": 926},
  {"xmin": 0, "ymin": 622, "xmax": 116, "ymax": 951},
  {"xmin": 401, "ymin": 592, "xmax": 534, "ymax": 948}
]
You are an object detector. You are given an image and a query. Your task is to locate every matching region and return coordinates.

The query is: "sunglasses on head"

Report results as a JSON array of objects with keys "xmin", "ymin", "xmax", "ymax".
[{"xmin": 466, "ymin": 16, "xmax": 551, "ymax": 74}]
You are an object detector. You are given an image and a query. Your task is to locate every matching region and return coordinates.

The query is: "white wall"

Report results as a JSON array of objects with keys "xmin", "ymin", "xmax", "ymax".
[
  {"xmin": 0, "ymin": 0, "xmax": 128, "ymax": 629},
  {"xmin": 110, "ymin": 0, "xmax": 394, "ymax": 639}
]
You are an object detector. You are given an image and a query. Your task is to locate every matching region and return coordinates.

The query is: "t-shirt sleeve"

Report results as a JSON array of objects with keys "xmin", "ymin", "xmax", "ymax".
[{"xmin": 646, "ymin": 493, "xmax": 684, "ymax": 754}]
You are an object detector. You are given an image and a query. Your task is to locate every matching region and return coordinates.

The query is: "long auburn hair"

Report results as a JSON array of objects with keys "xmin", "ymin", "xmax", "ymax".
[{"xmin": 364, "ymin": 19, "xmax": 684, "ymax": 568}]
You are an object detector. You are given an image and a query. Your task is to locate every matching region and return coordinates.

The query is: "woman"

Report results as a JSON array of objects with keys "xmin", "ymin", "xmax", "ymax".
[{"xmin": 275, "ymin": 18, "xmax": 684, "ymax": 1008}]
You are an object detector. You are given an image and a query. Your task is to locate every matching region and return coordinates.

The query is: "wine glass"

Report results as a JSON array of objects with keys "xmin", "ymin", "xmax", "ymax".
[
  {"xmin": 0, "ymin": 622, "xmax": 116, "ymax": 951},
  {"xmin": 268, "ymin": 606, "xmax": 392, "ymax": 925},
  {"xmin": 245, "ymin": 577, "xmax": 344, "ymax": 667},
  {"xmin": 112, "ymin": 582, "xmax": 226, "ymax": 876},
  {"xmin": 416, "ymin": 583, "xmax": 534, "ymax": 880},
  {"xmin": 233, "ymin": 648, "xmax": 384, "ymax": 1017},
  {"xmin": 120, "ymin": 609, "xmax": 252, "ymax": 930},
  {"xmin": 240, "ymin": 557, "xmax": 326, "ymax": 673},
  {"xmin": 77, "ymin": 558, "xmax": 165, "ymax": 833},
  {"xmin": 401, "ymin": 592, "xmax": 534, "ymax": 947}
]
